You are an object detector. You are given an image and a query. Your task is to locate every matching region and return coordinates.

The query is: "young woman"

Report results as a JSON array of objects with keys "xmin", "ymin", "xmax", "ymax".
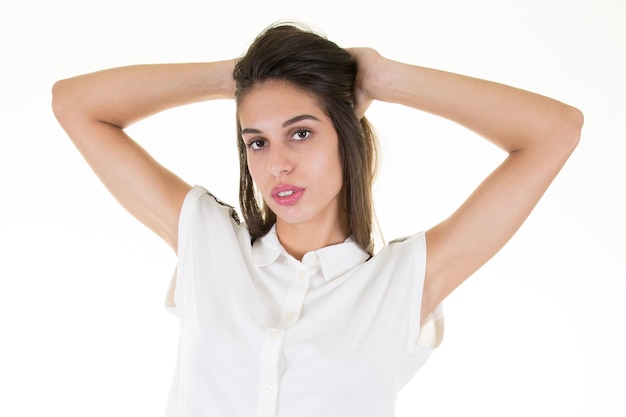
[{"xmin": 52, "ymin": 23, "xmax": 583, "ymax": 417}]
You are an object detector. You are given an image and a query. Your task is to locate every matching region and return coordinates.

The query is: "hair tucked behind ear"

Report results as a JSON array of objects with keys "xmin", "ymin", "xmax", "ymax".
[{"xmin": 233, "ymin": 22, "xmax": 379, "ymax": 255}]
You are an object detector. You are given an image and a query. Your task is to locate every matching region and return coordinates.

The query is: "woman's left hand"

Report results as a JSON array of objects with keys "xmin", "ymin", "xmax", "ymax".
[{"xmin": 349, "ymin": 47, "xmax": 385, "ymax": 118}]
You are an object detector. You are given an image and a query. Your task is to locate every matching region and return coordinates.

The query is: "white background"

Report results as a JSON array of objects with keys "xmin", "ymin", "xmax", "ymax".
[{"xmin": 1, "ymin": 0, "xmax": 624, "ymax": 415}]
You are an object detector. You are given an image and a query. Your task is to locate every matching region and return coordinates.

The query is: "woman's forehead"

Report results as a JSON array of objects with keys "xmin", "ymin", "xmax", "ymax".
[{"xmin": 237, "ymin": 81, "xmax": 327, "ymax": 128}]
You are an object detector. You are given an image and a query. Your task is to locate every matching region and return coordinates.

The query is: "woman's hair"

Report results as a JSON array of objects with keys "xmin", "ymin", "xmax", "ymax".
[{"xmin": 233, "ymin": 22, "xmax": 379, "ymax": 255}]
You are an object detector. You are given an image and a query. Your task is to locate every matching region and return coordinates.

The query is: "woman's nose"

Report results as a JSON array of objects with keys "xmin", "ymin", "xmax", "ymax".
[{"xmin": 268, "ymin": 143, "xmax": 293, "ymax": 177}]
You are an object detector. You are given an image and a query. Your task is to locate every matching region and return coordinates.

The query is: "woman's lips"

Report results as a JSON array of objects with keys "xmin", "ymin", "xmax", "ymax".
[{"xmin": 271, "ymin": 184, "xmax": 305, "ymax": 206}]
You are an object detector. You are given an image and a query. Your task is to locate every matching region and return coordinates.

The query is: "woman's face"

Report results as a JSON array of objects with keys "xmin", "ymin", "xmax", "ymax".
[{"xmin": 238, "ymin": 80, "xmax": 345, "ymax": 233}]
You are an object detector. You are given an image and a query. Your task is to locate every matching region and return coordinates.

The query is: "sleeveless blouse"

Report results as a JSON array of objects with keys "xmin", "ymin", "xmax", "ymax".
[{"xmin": 164, "ymin": 186, "xmax": 443, "ymax": 417}]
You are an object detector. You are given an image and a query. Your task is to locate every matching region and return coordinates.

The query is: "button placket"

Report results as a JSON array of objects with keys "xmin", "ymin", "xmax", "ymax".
[
  {"xmin": 256, "ymin": 254, "xmax": 317, "ymax": 417},
  {"xmin": 279, "ymin": 265, "xmax": 311, "ymax": 328},
  {"xmin": 256, "ymin": 327, "xmax": 285, "ymax": 417}
]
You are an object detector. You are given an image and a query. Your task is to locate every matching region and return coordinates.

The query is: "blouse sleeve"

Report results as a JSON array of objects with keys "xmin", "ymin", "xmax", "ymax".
[
  {"xmin": 392, "ymin": 231, "xmax": 444, "ymax": 390},
  {"xmin": 164, "ymin": 186, "xmax": 242, "ymax": 317}
]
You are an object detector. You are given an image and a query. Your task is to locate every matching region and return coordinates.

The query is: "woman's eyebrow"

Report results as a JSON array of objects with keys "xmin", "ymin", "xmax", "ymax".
[
  {"xmin": 241, "ymin": 127, "xmax": 261, "ymax": 135},
  {"xmin": 241, "ymin": 114, "xmax": 320, "ymax": 135},
  {"xmin": 282, "ymin": 114, "xmax": 320, "ymax": 127}
]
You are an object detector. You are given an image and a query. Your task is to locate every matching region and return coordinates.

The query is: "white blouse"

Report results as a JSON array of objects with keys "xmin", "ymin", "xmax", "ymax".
[{"xmin": 164, "ymin": 186, "xmax": 443, "ymax": 417}]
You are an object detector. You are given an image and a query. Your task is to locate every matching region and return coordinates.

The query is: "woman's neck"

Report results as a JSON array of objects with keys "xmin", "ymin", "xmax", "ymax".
[{"xmin": 275, "ymin": 218, "xmax": 349, "ymax": 261}]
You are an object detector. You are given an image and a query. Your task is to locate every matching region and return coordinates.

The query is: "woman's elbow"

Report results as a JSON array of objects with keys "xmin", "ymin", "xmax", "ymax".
[
  {"xmin": 560, "ymin": 104, "xmax": 584, "ymax": 151},
  {"xmin": 51, "ymin": 78, "xmax": 74, "ymax": 123}
]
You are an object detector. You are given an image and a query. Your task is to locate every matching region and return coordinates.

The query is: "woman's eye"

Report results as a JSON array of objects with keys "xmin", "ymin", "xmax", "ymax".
[
  {"xmin": 292, "ymin": 129, "xmax": 311, "ymax": 141},
  {"xmin": 247, "ymin": 139, "xmax": 266, "ymax": 151}
]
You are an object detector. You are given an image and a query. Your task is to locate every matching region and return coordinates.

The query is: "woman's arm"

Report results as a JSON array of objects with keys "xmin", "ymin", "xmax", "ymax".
[
  {"xmin": 52, "ymin": 60, "xmax": 236, "ymax": 252},
  {"xmin": 352, "ymin": 48, "xmax": 583, "ymax": 323}
]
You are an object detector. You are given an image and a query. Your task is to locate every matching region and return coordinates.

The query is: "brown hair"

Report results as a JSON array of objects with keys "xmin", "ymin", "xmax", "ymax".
[{"xmin": 233, "ymin": 23, "xmax": 379, "ymax": 255}]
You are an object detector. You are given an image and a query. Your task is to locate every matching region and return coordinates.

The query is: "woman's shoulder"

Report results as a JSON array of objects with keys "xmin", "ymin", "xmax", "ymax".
[
  {"xmin": 181, "ymin": 185, "xmax": 241, "ymax": 225},
  {"xmin": 378, "ymin": 231, "xmax": 427, "ymax": 256},
  {"xmin": 177, "ymin": 185, "xmax": 249, "ymax": 259}
]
